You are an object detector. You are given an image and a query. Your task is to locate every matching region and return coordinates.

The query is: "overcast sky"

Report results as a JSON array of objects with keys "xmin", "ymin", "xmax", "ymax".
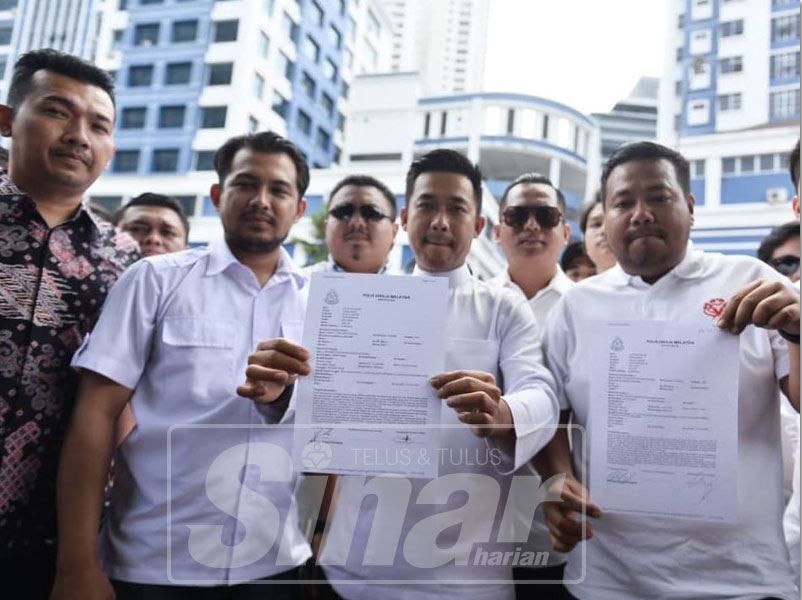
[{"xmin": 483, "ymin": 0, "xmax": 671, "ymax": 115}]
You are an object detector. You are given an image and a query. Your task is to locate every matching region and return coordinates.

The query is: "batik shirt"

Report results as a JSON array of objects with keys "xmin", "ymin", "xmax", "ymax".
[{"xmin": 0, "ymin": 174, "xmax": 138, "ymax": 556}]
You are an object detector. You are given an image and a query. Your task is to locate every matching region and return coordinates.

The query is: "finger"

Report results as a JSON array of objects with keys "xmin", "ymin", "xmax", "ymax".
[
  {"xmin": 717, "ymin": 280, "xmax": 763, "ymax": 329},
  {"xmin": 768, "ymin": 303, "xmax": 801, "ymax": 333},
  {"xmin": 730, "ymin": 283, "xmax": 784, "ymax": 333},
  {"xmin": 255, "ymin": 338, "xmax": 310, "ymax": 361},
  {"xmin": 236, "ymin": 382, "xmax": 268, "ymax": 399},
  {"xmin": 437, "ymin": 377, "xmax": 499, "ymax": 400},
  {"xmin": 248, "ymin": 350, "xmax": 311, "ymax": 376},
  {"xmin": 244, "ymin": 365, "xmax": 294, "ymax": 385},
  {"xmin": 751, "ymin": 291, "xmax": 799, "ymax": 329},
  {"xmin": 446, "ymin": 391, "xmax": 494, "ymax": 413},
  {"xmin": 430, "ymin": 370, "xmax": 495, "ymax": 388}
]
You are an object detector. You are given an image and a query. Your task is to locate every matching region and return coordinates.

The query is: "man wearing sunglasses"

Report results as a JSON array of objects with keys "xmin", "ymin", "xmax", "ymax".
[
  {"xmin": 306, "ymin": 174, "xmax": 398, "ymax": 275},
  {"xmin": 759, "ymin": 222, "xmax": 801, "ymax": 283}
]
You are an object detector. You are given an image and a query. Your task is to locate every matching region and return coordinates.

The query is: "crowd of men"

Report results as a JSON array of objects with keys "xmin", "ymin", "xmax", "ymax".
[{"xmin": 0, "ymin": 49, "xmax": 800, "ymax": 600}]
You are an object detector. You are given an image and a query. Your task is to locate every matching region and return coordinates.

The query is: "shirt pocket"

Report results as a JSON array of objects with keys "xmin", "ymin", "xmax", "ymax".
[{"xmin": 160, "ymin": 317, "xmax": 236, "ymax": 403}]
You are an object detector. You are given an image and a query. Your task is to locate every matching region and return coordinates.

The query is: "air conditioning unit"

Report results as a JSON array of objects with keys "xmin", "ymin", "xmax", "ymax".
[{"xmin": 766, "ymin": 187, "xmax": 789, "ymax": 204}]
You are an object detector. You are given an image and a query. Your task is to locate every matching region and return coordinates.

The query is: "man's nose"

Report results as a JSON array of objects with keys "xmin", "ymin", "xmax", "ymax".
[
  {"xmin": 62, "ymin": 117, "xmax": 90, "ymax": 148},
  {"xmin": 523, "ymin": 212, "xmax": 541, "ymax": 231},
  {"xmin": 430, "ymin": 209, "xmax": 449, "ymax": 230},
  {"xmin": 629, "ymin": 199, "xmax": 655, "ymax": 225}
]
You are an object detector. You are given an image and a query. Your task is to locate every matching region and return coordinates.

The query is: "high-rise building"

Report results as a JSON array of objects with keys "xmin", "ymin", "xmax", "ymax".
[
  {"xmin": 379, "ymin": 0, "xmax": 489, "ymax": 94},
  {"xmin": 657, "ymin": 0, "xmax": 799, "ymax": 255},
  {"xmin": 592, "ymin": 76, "xmax": 659, "ymax": 168}
]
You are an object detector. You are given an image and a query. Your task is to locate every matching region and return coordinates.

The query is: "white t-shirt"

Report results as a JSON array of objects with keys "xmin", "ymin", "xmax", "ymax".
[
  {"xmin": 320, "ymin": 264, "xmax": 560, "ymax": 600},
  {"xmin": 544, "ymin": 247, "xmax": 797, "ymax": 600}
]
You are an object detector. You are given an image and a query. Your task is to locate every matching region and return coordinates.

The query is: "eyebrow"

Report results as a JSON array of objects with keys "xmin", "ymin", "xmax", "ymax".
[{"xmin": 41, "ymin": 94, "xmax": 113, "ymax": 125}]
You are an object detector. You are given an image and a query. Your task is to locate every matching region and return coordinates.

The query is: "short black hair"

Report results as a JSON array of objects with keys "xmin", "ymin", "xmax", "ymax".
[
  {"xmin": 8, "ymin": 49, "xmax": 116, "ymax": 110},
  {"xmin": 115, "ymin": 193, "xmax": 190, "ymax": 241},
  {"xmin": 579, "ymin": 190, "xmax": 603, "ymax": 234},
  {"xmin": 560, "ymin": 240, "xmax": 592, "ymax": 271},
  {"xmin": 405, "ymin": 148, "xmax": 483, "ymax": 213},
  {"xmin": 601, "ymin": 141, "xmax": 690, "ymax": 204},
  {"xmin": 327, "ymin": 174, "xmax": 398, "ymax": 220},
  {"xmin": 757, "ymin": 221, "xmax": 800, "ymax": 264},
  {"xmin": 790, "ymin": 139, "xmax": 800, "ymax": 189},
  {"xmin": 498, "ymin": 173, "xmax": 566, "ymax": 217},
  {"xmin": 213, "ymin": 131, "xmax": 309, "ymax": 197}
]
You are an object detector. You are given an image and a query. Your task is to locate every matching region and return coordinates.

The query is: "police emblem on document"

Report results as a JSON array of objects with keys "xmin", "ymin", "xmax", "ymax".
[
  {"xmin": 611, "ymin": 336, "xmax": 625, "ymax": 352},
  {"xmin": 703, "ymin": 297, "xmax": 727, "ymax": 318},
  {"xmin": 325, "ymin": 289, "xmax": 340, "ymax": 305}
]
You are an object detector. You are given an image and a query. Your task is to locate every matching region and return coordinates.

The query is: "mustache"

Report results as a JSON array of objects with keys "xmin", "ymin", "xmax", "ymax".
[
  {"xmin": 625, "ymin": 227, "xmax": 665, "ymax": 242},
  {"xmin": 51, "ymin": 148, "xmax": 90, "ymax": 165},
  {"xmin": 242, "ymin": 210, "xmax": 276, "ymax": 225}
]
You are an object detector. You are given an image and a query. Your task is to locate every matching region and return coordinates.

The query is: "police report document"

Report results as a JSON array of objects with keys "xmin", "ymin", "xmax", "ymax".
[
  {"xmin": 292, "ymin": 272, "xmax": 448, "ymax": 478},
  {"xmin": 589, "ymin": 320, "xmax": 739, "ymax": 522}
]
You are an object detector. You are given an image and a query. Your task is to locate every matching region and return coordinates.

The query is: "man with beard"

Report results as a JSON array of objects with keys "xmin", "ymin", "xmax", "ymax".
[
  {"xmin": 51, "ymin": 131, "xmax": 313, "ymax": 599},
  {"xmin": 306, "ymin": 174, "xmax": 398, "ymax": 275}
]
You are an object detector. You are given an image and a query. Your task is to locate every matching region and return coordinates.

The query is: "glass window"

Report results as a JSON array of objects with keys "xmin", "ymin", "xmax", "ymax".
[
  {"xmin": 173, "ymin": 196, "xmax": 196, "ymax": 217},
  {"xmin": 272, "ymin": 91, "xmax": 289, "ymax": 118},
  {"xmin": 311, "ymin": 1, "xmax": 324, "ymax": 26},
  {"xmin": 760, "ymin": 154, "xmax": 776, "ymax": 172},
  {"xmin": 134, "ymin": 23, "xmax": 159, "ymax": 46},
  {"xmin": 172, "ymin": 19, "xmax": 198, "ymax": 43},
  {"xmin": 320, "ymin": 92, "xmax": 334, "ymax": 117},
  {"xmin": 328, "ymin": 25, "xmax": 342, "ymax": 48},
  {"xmin": 303, "ymin": 35, "xmax": 320, "ymax": 62},
  {"xmin": 772, "ymin": 15, "xmax": 800, "ymax": 43},
  {"xmin": 0, "ymin": 26, "xmax": 12, "ymax": 45},
  {"xmin": 201, "ymin": 106, "xmax": 227, "ymax": 128},
  {"xmin": 719, "ymin": 56, "xmax": 743, "ymax": 74},
  {"xmin": 258, "ymin": 32, "xmax": 269, "ymax": 58},
  {"xmin": 316, "ymin": 127, "xmax": 330, "ymax": 151},
  {"xmin": 151, "ymin": 149, "xmax": 179, "ymax": 173},
  {"xmin": 722, "ymin": 157, "xmax": 736, "ymax": 174},
  {"xmin": 719, "ymin": 20, "xmax": 743, "ymax": 37},
  {"xmin": 717, "ymin": 92, "xmax": 742, "ymax": 111},
  {"xmin": 362, "ymin": 38, "xmax": 378, "ymax": 70},
  {"xmin": 90, "ymin": 196, "xmax": 123, "ymax": 212},
  {"xmin": 195, "ymin": 151, "xmax": 215, "ymax": 171},
  {"xmin": 338, "ymin": 0, "xmax": 346, "ymax": 14},
  {"xmin": 740, "ymin": 155, "xmax": 755, "ymax": 173},
  {"xmin": 253, "ymin": 72, "xmax": 265, "ymax": 99},
  {"xmin": 165, "ymin": 62, "xmax": 192, "ymax": 85},
  {"xmin": 323, "ymin": 58, "xmax": 337, "ymax": 81},
  {"xmin": 340, "ymin": 80, "xmax": 349, "ymax": 99},
  {"xmin": 296, "ymin": 110, "xmax": 312, "ymax": 135},
  {"xmin": 281, "ymin": 13, "xmax": 297, "ymax": 42},
  {"xmin": 128, "ymin": 65, "xmax": 153, "ymax": 87},
  {"xmin": 770, "ymin": 88, "xmax": 801, "ymax": 119},
  {"xmin": 120, "ymin": 106, "xmax": 146, "ymax": 129},
  {"xmin": 214, "ymin": 20, "xmax": 238, "ymax": 42},
  {"xmin": 207, "ymin": 63, "xmax": 233, "ymax": 85},
  {"xmin": 158, "ymin": 105, "xmax": 185, "ymax": 128},
  {"xmin": 771, "ymin": 52, "xmax": 800, "ymax": 79},
  {"xmin": 692, "ymin": 159, "xmax": 705, "ymax": 178},
  {"xmin": 300, "ymin": 72, "xmax": 316, "ymax": 98},
  {"xmin": 276, "ymin": 52, "xmax": 294, "ymax": 80},
  {"xmin": 113, "ymin": 150, "xmax": 139, "ymax": 173}
]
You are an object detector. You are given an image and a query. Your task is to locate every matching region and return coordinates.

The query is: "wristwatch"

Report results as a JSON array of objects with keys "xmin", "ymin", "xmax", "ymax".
[{"xmin": 778, "ymin": 329, "xmax": 801, "ymax": 345}]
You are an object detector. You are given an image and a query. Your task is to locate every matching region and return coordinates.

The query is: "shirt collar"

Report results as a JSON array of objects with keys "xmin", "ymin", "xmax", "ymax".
[
  {"xmin": 412, "ymin": 263, "xmax": 472, "ymax": 288},
  {"xmin": 606, "ymin": 241, "xmax": 703, "ymax": 287},
  {"xmin": 328, "ymin": 257, "xmax": 388, "ymax": 274},
  {"xmin": 499, "ymin": 265, "xmax": 573, "ymax": 296},
  {"xmin": 205, "ymin": 238, "xmax": 307, "ymax": 288}
]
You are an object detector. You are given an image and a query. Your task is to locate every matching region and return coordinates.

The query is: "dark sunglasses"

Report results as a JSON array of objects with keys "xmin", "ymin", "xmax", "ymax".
[
  {"xmin": 770, "ymin": 255, "xmax": 800, "ymax": 277},
  {"xmin": 329, "ymin": 203, "xmax": 390, "ymax": 222},
  {"xmin": 501, "ymin": 205, "xmax": 562, "ymax": 230}
]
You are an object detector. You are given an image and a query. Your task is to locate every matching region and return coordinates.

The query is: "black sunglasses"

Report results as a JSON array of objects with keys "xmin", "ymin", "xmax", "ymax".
[
  {"xmin": 329, "ymin": 203, "xmax": 390, "ymax": 222},
  {"xmin": 501, "ymin": 205, "xmax": 562, "ymax": 230},
  {"xmin": 770, "ymin": 255, "xmax": 800, "ymax": 277}
]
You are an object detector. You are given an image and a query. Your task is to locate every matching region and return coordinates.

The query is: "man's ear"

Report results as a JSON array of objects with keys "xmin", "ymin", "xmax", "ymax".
[
  {"xmin": 0, "ymin": 105, "xmax": 12, "ymax": 137},
  {"xmin": 400, "ymin": 207, "xmax": 409, "ymax": 231},
  {"xmin": 210, "ymin": 183, "xmax": 221, "ymax": 211},
  {"xmin": 793, "ymin": 195, "xmax": 800, "ymax": 221},
  {"xmin": 687, "ymin": 193, "xmax": 696, "ymax": 226},
  {"xmin": 294, "ymin": 197, "xmax": 307, "ymax": 223},
  {"xmin": 390, "ymin": 221, "xmax": 400, "ymax": 239},
  {"xmin": 492, "ymin": 223, "xmax": 501, "ymax": 242},
  {"xmin": 473, "ymin": 214, "xmax": 486, "ymax": 238},
  {"xmin": 562, "ymin": 223, "xmax": 571, "ymax": 243}
]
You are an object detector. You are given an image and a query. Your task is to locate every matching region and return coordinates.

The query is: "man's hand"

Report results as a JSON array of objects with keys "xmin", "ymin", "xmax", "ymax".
[
  {"xmin": 237, "ymin": 339, "xmax": 311, "ymax": 404},
  {"xmin": 542, "ymin": 477, "xmax": 602, "ymax": 553},
  {"xmin": 716, "ymin": 279, "xmax": 800, "ymax": 337},
  {"xmin": 430, "ymin": 370, "xmax": 510, "ymax": 438},
  {"xmin": 50, "ymin": 563, "xmax": 115, "ymax": 600}
]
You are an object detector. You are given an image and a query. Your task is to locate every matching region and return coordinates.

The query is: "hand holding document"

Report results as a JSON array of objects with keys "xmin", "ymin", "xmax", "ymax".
[
  {"xmin": 589, "ymin": 320, "xmax": 739, "ymax": 522},
  {"xmin": 292, "ymin": 272, "xmax": 448, "ymax": 478}
]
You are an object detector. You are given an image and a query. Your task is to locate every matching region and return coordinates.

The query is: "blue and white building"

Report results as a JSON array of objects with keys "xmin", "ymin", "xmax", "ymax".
[{"xmin": 657, "ymin": 0, "xmax": 800, "ymax": 255}]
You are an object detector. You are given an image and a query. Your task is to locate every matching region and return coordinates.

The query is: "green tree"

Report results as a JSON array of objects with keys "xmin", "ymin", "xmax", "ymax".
[{"xmin": 292, "ymin": 207, "xmax": 328, "ymax": 266}]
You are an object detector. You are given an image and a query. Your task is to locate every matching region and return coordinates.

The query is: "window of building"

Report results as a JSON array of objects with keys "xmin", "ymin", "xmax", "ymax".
[
  {"xmin": 0, "ymin": 26, "xmax": 12, "ymax": 45},
  {"xmin": 740, "ymin": 155, "xmax": 755, "ymax": 173},
  {"xmin": 120, "ymin": 106, "xmax": 146, "ymax": 129},
  {"xmin": 690, "ymin": 29, "xmax": 711, "ymax": 55},
  {"xmin": 151, "ymin": 149, "xmax": 179, "ymax": 173},
  {"xmin": 311, "ymin": 1, "xmax": 324, "ymax": 26},
  {"xmin": 771, "ymin": 52, "xmax": 800, "ymax": 79},
  {"xmin": 213, "ymin": 20, "xmax": 239, "ymax": 42},
  {"xmin": 90, "ymin": 196, "xmax": 123, "ymax": 213},
  {"xmin": 689, "ymin": 59, "xmax": 711, "ymax": 89},
  {"xmin": 128, "ymin": 65, "xmax": 153, "ymax": 87},
  {"xmin": 272, "ymin": 90, "xmax": 289, "ymax": 118},
  {"xmin": 276, "ymin": 51, "xmax": 294, "ymax": 80},
  {"xmin": 759, "ymin": 153, "xmax": 777, "ymax": 172},
  {"xmin": 722, "ymin": 157, "xmax": 736, "ymax": 174},
  {"xmin": 195, "ymin": 151, "xmax": 215, "ymax": 171},
  {"xmin": 772, "ymin": 15, "xmax": 800, "ymax": 43},
  {"xmin": 172, "ymin": 19, "xmax": 198, "ymax": 43},
  {"xmin": 207, "ymin": 62, "xmax": 233, "ymax": 85},
  {"xmin": 303, "ymin": 35, "xmax": 320, "ymax": 62},
  {"xmin": 300, "ymin": 72, "xmax": 316, "ymax": 98},
  {"xmin": 158, "ymin": 105, "xmax": 186, "ymax": 128},
  {"xmin": 316, "ymin": 127, "xmax": 330, "ymax": 151},
  {"xmin": 297, "ymin": 110, "xmax": 312, "ymax": 135},
  {"xmin": 719, "ymin": 56, "xmax": 743, "ymax": 74},
  {"xmin": 719, "ymin": 19, "xmax": 743, "ymax": 37},
  {"xmin": 201, "ymin": 106, "xmax": 227, "ymax": 128},
  {"xmin": 165, "ymin": 62, "xmax": 192, "ymax": 85},
  {"xmin": 0, "ymin": 0, "xmax": 17, "ymax": 9},
  {"xmin": 281, "ymin": 13, "xmax": 297, "ymax": 42},
  {"xmin": 770, "ymin": 88, "xmax": 801, "ymax": 119},
  {"xmin": 320, "ymin": 92, "xmax": 334, "ymax": 117},
  {"xmin": 258, "ymin": 31, "xmax": 269, "ymax": 58},
  {"xmin": 173, "ymin": 196, "xmax": 196, "ymax": 217},
  {"xmin": 134, "ymin": 23, "xmax": 159, "ymax": 46},
  {"xmin": 674, "ymin": 80, "xmax": 683, "ymax": 96},
  {"xmin": 367, "ymin": 9, "xmax": 380, "ymax": 36},
  {"xmin": 338, "ymin": 0, "xmax": 346, "ymax": 14},
  {"xmin": 248, "ymin": 116, "xmax": 259, "ymax": 133},
  {"xmin": 690, "ymin": 0, "xmax": 712, "ymax": 21},
  {"xmin": 341, "ymin": 80, "xmax": 349, "ymax": 99},
  {"xmin": 675, "ymin": 47, "xmax": 683, "ymax": 63},
  {"xmin": 686, "ymin": 99, "xmax": 710, "ymax": 125},
  {"xmin": 113, "ymin": 150, "xmax": 139, "ymax": 173},
  {"xmin": 717, "ymin": 92, "xmax": 742, "ymax": 111},
  {"xmin": 328, "ymin": 25, "xmax": 342, "ymax": 49},
  {"xmin": 140, "ymin": 0, "xmax": 163, "ymax": 4},
  {"xmin": 347, "ymin": 16, "xmax": 356, "ymax": 43},
  {"xmin": 323, "ymin": 58, "xmax": 337, "ymax": 82},
  {"xmin": 337, "ymin": 111, "xmax": 345, "ymax": 132},
  {"xmin": 0, "ymin": 57, "xmax": 7, "ymax": 79},
  {"xmin": 692, "ymin": 159, "xmax": 705, "ymax": 178},
  {"xmin": 252, "ymin": 72, "xmax": 264, "ymax": 99}
]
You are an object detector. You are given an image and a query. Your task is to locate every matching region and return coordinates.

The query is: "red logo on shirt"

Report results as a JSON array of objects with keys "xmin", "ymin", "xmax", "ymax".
[{"xmin": 703, "ymin": 298, "xmax": 727, "ymax": 318}]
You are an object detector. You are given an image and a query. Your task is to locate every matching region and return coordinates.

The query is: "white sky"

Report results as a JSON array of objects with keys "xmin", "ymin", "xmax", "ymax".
[{"xmin": 483, "ymin": 0, "xmax": 671, "ymax": 114}]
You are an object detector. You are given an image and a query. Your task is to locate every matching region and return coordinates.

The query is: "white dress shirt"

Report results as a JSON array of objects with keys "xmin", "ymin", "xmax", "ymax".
[
  {"xmin": 320, "ymin": 264, "xmax": 559, "ymax": 600},
  {"xmin": 72, "ymin": 240, "xmax": 312, "ymax": 585},
  {"xmin": 544, "ymin": 246, "xmax": 797, "ymax": 600}
]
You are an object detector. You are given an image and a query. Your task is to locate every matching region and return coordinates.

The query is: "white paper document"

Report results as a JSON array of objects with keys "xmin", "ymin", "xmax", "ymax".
[
  {"xmin": 292, "ymin": 272, "xmax": 448, "ymax": 478},
  {"xmin": 589, "ymin": 320, "xmax": 739, "ymax": 522}
]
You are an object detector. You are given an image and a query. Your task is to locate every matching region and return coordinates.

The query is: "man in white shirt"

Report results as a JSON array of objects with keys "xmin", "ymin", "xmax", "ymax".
[
  {"xmin": 51, "ymin": 131, "xmax": 313, "ymax": 599},
  {"xmin": 536, "ymin": 141, "xmax": 800, "ymax": 600},
  {"xmin": 489, "ymin": 173, "xmax": 573, "ymax": 596},
  {"xmin": 241, "ymin": 149, "xmax": 560, "ymax": 599},
  {"xmin": 305, "ymin": 174, "xmax": 398, "ymax": 275}
]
